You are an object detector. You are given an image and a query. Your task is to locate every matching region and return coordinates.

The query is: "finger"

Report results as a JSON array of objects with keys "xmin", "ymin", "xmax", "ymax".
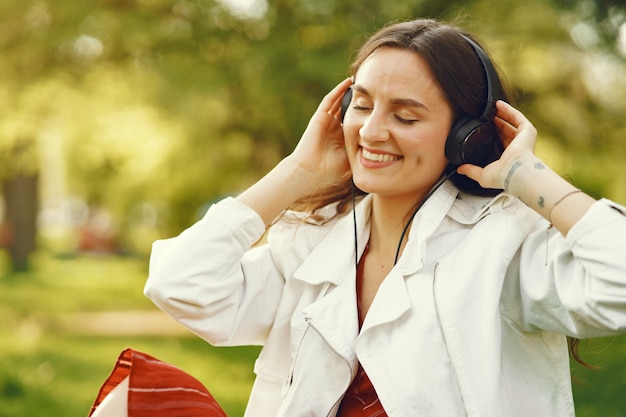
[
  {"xmin": 494, "ymin": 117, "xmax": 517, "ymax": 144},
  {"xmin": 320, "ymin": 78, "xmax": 353, "ymax": 112},
  {"xmin": 329, "ymin": 92, "xmax": 345, "ymax": 118},
  {"xmin": 330, "ymin": 79, "xmax": 353, "ymax": 120},
  {"xmin": 456, "ymin": 164, "xmax": 483, "ymax": 184},
  {"xmin": 495, "ymin": 100, "xmax": 531, "ymax": 129}
]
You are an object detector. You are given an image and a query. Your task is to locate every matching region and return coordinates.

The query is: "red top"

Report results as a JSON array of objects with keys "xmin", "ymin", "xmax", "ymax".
[
  {"xmin": 337, "ymin": 365, "xmax": 388, "ymax": 416},
  {"xmin": 337, "ymin": 243, "xmax": 388, "ymax": 416}
]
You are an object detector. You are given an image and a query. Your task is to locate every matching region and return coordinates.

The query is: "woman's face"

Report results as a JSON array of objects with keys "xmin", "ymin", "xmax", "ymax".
[{"xmin": 343, "ymin": 47, "xmax": 454, "ymax": 203}]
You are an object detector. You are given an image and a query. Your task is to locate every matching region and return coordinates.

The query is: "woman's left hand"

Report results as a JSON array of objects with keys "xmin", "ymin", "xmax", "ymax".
[{"xmin": 457, "ymin": 100, "xmax": 538, "ymax": 191}]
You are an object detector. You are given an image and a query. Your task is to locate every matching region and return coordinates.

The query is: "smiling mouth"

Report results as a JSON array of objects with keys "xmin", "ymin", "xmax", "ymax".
[{"xmin": 362, "ymin": 148, "xmax": 401, "ymax": 162}]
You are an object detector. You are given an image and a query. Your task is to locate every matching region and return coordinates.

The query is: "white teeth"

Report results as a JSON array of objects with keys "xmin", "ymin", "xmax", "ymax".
[{"xmin": 362, "ymin": 149, "xmax": 400, "ymax": 162}]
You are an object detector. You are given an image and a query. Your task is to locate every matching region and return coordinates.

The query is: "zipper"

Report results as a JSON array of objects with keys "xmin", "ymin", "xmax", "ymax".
[
  {"xmin": 284, "ymin": 284, "xmax": 334, "ymax": 394},
  {"xmin": 284, "ymin": 325, "xmax": 309, "ymax": 396},
  {"xmin": 304, "ymin": 315, "xmax": 355, "ymax": 417}
]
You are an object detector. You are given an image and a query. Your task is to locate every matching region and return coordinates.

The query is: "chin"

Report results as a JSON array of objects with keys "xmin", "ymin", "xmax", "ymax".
[{"xmin": 351, "ymin": 177, "xmax": 383, "ymax": 195}]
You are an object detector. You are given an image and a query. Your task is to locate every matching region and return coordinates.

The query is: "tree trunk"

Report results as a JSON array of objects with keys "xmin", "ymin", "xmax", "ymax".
[{"xmin": 2, "ymin": 174, "xmax": 38, "ymax": 272}]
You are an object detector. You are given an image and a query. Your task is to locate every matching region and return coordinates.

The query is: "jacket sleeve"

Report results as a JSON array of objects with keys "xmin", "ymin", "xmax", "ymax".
[
  {"xmin": 519, "ymin": 198, "xmax": 626, "ymax": 337},
  {"xmin": 144, "ymin": 197, "xmax": 286, "ymax": 346}
]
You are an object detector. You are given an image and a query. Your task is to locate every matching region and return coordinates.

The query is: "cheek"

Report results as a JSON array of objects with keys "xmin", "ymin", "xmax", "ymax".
[
  {"xmin": 341, "ymin": 121, "xmax": 360, "ymax": 151},
  {"xmin": 429, "ymin": 137, "xmax": 451, "ymax": 169},
  {"xmin": 408, "ymin": 123, "xmax": 448, "ymax": 150},
  {"xmin": 426, "ymin": 121, "xmax": 453, "ymax": 158},
  {"xmin": 403, "ymin": 129, "xmax": 449, "ymax": 170}
]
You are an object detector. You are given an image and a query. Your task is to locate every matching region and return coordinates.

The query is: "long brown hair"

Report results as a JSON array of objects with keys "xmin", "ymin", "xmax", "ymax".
[{"xmin": 290, "ymin": 18, "xmax": 509, "ymax": 221}]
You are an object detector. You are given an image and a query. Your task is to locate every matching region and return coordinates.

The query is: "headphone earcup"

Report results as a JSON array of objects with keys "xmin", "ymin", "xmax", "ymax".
[
  {"xmin": 445, "ymin": 116, "xmax": 500, "ymax": 167},
  {"xmin": 340, "ymin": 87, "xmax": 353, "ymax": 122}
]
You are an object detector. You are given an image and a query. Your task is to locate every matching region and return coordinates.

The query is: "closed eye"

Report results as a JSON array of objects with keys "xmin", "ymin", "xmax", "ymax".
[
  {"xmin": 353, "ymin": 104, "xmax": 418, "ymax": 125},
  {"xmin": 394, "ymin": 114, "xmax": 418, "ymax": 125}
]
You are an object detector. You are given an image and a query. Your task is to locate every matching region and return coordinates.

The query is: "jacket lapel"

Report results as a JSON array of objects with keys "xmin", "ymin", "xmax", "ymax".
[
  {"xmin": 301, "ymin": 277, "xmax": 360, "ymax": 361},
  {"xmin": 360, "ymin": 268, "xmax": 412, "ymax": 332},
  {"xmin": 293, "ymin": 196, "xmax": 372, "ymax": 286}
]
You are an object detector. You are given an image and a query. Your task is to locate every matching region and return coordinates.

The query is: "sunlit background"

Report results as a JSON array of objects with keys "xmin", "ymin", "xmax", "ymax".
[{"xmin": 1, "ymin": 0, "xmax": 625, "ymax": 416}]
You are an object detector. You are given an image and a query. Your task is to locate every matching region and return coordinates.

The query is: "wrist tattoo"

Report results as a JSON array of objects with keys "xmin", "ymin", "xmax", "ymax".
[
  {"xmin": 504, "ymin": 161, "xmax": 522, "ymax": 191},
  {"xmin": 534, "ymin": 162, "xmax": 546, "ymax": 170},
  {"xmin": 538, "ymin": 195, "xmax": 545, "ymax": 209}
]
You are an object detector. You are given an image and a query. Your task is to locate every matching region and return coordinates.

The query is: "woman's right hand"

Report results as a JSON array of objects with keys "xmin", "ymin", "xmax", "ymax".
[
  {"xmin": 288, "ymin": 78, "xmax": 353, "ymax": 189},
  {"xmin": 236, "ymin": 78, "xmax": 353, "ymax": 224}
]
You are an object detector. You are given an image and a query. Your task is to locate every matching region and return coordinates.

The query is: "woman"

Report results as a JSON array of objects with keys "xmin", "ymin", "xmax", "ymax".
[{"xmin": 145, "ymin": 19, "xmax": 626, "ymax": 416}]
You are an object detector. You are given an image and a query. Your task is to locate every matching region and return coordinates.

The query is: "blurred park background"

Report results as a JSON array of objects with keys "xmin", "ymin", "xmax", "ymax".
[{"xmin": 1, "ymin": 0, "xmax": 625, "ymax": 415}]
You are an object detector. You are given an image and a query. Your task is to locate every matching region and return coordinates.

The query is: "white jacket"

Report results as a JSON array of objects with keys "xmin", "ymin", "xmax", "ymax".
[{"xmin": 145, "ymin": 181, "xmax": 626, "ymax": 417}]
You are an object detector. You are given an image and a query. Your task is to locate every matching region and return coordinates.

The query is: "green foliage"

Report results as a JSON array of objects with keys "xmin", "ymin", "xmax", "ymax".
[{"xmin": 1, "ymin": 0, "xmax": 625, "ymax": 242}]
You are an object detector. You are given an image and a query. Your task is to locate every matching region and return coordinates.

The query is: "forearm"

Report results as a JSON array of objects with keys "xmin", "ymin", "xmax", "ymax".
[
  {"xmin": 236, "ymin": 156, "xmax": 319, "ymax": 225},
  {"xmin": 503, "ymin": 154, "xmax": 595, "ymax": 236}
]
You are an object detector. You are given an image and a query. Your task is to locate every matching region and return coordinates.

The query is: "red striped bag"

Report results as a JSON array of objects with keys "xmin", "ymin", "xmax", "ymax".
[{"xmin": 89, "ymin": 348, "xmax": 227, "ymax": 417}]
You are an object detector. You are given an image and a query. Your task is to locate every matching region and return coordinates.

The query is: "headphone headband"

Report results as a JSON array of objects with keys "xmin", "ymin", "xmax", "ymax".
[{"xmin": 458, "ymin": 34, "xmax": 500, "ymax": 121}]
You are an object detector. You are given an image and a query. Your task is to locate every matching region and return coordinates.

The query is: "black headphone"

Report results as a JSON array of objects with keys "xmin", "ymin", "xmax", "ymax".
[{"xmin": 340, "ymin": 34, "xmax": 503, "ymax": 168}]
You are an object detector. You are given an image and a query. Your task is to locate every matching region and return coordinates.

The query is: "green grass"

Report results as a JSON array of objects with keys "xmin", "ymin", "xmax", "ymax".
[
  {"xmin": 0, "ymin": 335, "xmax": 260, "ymax": 416},
  {"xmin": 0, "ymin": 251, "xmax": 260, "ymax": 417},
  {"xmin": 571, "ymin": 337, "xmax": 626, "ymax": 417},
  {"xmin": 0, "ymin": 250, "xmax": 625, "ymax": 416}
]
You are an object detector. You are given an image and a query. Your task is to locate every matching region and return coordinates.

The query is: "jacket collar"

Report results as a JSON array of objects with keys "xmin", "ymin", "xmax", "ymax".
[
  {"xmin": 292, "ymin": 196, "xmax": 371, "ymax": 286},
  {"xmin": 292, "ymin": 180, "xmax": 512, "ymax": 285},
  {"xmin": 397, "ymin": 182, "xmax": 516, "ymax": 272}
]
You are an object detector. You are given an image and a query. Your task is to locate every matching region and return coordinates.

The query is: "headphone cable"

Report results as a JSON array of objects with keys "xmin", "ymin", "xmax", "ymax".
[
  {"xmin": 393, "ymin": 169, "xmax": 456, "ymax": 265},
  {"xmin": 351, "ymin": 170, "xmax": 456, "ymax": 269},
  {"xmin": 351, "ymin": 180, "xmax": 359, "ymax": 270}
]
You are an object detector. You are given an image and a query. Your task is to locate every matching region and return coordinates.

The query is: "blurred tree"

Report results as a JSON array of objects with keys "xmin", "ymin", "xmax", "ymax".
[
  {"xmin": 0, "ymin": 0, "xmax": 55, "ymax": 271},
  {"xmin": 556, "ymin": 0, "xmax": 626, "ymax": 55},
  {"xmin": 0, "ymin": 0, "xmax": 624, "ymax": 266}
]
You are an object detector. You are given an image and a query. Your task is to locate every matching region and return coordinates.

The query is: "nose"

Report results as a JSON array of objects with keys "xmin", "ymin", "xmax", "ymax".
[{"xmin": 358, "ymin": 108, "xmax": 391, "ymax": 143}]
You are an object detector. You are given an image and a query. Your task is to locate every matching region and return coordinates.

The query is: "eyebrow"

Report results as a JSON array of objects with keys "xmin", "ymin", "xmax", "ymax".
[{"xmin": 352, "ymin": 84, "xmax": 430, "ymax": 112}]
